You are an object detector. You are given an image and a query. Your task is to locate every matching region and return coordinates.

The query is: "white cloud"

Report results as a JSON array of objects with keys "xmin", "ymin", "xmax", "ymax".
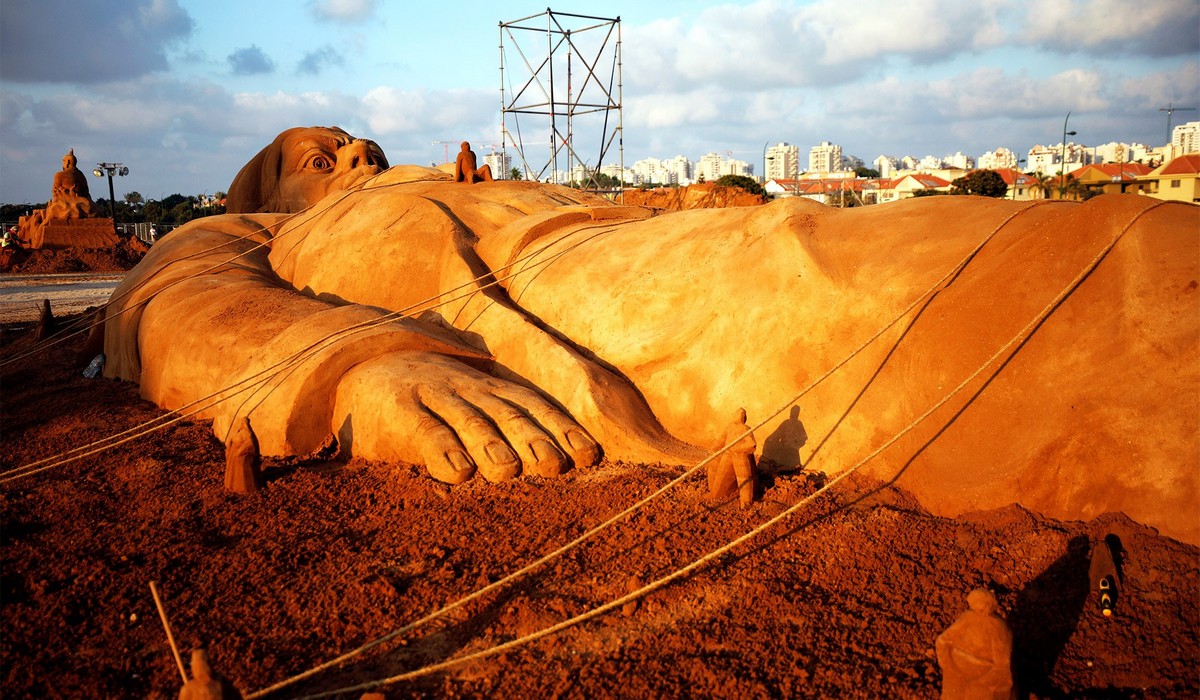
[
  {"xmin": 1018, "ymin": 0, "xmax": 1199, "ymax": 57},
  {"xmin": 308, "ymin": 0, "xmax": 378, "ymax": 23}
]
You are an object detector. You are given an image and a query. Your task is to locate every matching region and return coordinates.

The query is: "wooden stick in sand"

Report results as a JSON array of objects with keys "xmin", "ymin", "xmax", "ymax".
[{"xmin": 150, "ymin": 580, "xmax": 188, "ymax": 683}]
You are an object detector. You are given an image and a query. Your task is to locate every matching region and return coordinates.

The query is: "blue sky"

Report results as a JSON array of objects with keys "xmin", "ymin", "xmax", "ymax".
[{"xmin": 1, "ymin": 0, "xmax": 1196, "ymax": 203}]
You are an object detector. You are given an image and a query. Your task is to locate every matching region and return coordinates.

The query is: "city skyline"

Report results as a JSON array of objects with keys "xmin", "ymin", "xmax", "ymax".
[{"xmin": 1, "ymin": 0, "xmax": 1197, "ymax": 203}]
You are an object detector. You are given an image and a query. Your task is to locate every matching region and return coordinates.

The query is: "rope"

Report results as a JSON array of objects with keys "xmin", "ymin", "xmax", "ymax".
[
  {"xmin": 244, "ymin": 200, "xmax": 1052, "ymax": 698},
  {"xmin": 1, "ymin": 173, "xmax": 442, "ymax": 367},
  {"xmin": 0, "ymin": 215, "xmax": 641, "ymax": 484},
  {"xmin": 289, "ymin": 199, "xmax": 1165, "ymax": 700}
]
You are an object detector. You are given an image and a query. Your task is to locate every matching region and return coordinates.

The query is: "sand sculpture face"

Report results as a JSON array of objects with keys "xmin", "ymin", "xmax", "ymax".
[
  {"xmin": 103, "ymin": 127, "xmax": 1199, "ymax": 544},
  {"xmin": 225, "ymin": 126, "xmax": 388, "ymax": 213}
]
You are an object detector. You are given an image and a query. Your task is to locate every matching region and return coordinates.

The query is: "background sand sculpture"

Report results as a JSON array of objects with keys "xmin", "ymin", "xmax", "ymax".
[
  {"xmin": 17, "ymin": 149, "xmax": 118, "ymax": 250},
  {"xmin": 103, "ymin": 127, "xmax": 1199, "ymax": 544}
]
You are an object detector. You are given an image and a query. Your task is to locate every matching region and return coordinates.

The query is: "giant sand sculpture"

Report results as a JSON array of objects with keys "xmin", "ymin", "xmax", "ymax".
[
  {"xmin": 103, "ymin": 127, "xmax": 1199, "ymax": 543},
  {"xmin": 18, "ymin": 149, "xmax": 119, "ymax": 250}
]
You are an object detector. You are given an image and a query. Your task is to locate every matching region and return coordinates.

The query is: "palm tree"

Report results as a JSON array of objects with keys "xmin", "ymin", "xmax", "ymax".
[
  {"xmin": 1063, "ymin": 175, "xmax": 1087, "ymax": 201},
  {"xmin": 1028, "ymin": 172, "xmax": 1055, "ymax": 200}
]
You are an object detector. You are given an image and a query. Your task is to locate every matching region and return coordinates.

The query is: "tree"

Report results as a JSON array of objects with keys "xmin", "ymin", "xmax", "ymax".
[
  {"xmin": 124, "ymin": 191, "xmax": 144, "ymax": 207},
  {"xmin": 854, "ymin": 166, "xmax": 881, "ymax": 178},
  {"xmin": 1028, "ymin": 172, "xmax": 1054, "ymax": 200},
  {"xmin": 509, "ymin": 167, "xmax": 523, "ymax": 181},
  {"xmin": 950, "ymin": 170, "xmax": 1008, "ymax": 198},
  {"xmin": 1062, "ymin": 174, "xmax": 1088, "ymax": 201},
  {"xmin": 714, "ymin": 174, "xmax": 765, "ymax": 197}
]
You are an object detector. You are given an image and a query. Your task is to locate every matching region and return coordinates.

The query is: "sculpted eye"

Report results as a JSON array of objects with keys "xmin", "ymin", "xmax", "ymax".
[{"xmin": 305, "ymin": 153, "xmax": 334, "ymax": 171}]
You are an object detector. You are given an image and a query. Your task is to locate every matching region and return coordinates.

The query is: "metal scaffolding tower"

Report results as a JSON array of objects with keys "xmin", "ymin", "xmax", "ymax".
[{"xmin": 499, "ymin": 9, "xmax": 622, "ymax": 197}]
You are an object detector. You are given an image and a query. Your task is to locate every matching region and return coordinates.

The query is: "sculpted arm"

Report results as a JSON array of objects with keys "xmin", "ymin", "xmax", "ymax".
[{"xmin": 102, "ymin": 210, "xmax": 600, "ymax": 483}]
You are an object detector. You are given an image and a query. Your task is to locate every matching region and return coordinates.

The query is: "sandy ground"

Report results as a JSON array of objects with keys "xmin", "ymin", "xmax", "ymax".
[
  {"xmin": 1, "ymin": 312, "xmax": 1197, "ymax": 699},
  {"xmin": 0, "ymin": 273, "xmax": 123, "ymax": 323}
]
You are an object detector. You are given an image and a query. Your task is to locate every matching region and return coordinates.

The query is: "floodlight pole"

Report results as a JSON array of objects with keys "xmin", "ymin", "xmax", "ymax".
[{"xmin": 93, "ymin": 162, "xmax": 126, "ymax": 238}]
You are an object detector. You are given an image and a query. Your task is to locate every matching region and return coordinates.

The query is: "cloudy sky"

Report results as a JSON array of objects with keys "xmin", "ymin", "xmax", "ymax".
[{"xmin": 1, "ymin": 0, "xmax": 1196, "ymax": 203}]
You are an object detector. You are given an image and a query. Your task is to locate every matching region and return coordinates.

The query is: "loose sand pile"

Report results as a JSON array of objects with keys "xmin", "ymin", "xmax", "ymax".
[{"xmin": 2, "ymin": 318, "xmax": 1196, "ymax": 699}]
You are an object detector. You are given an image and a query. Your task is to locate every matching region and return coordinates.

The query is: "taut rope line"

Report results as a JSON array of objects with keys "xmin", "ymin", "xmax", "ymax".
[
  {"xmin": 286, "ymin": 200, "xmax": 1166, "ymax": 700},
  {"xmin": 244, "ymin": 200, "xmax": 1051, "ymax": 698},
  {"xmin": 1, "ymin": 216, "xmax": 645, "ymax": 483}
]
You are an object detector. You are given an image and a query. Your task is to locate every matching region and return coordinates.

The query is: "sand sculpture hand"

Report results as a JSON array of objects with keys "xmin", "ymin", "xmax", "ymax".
[
  {"xmin": 332, "ymin": 351, "xmax": 600, "ymax": 483},
  {"xmin": 103, "ymin": 214, "xmax": 601, "ymax": 485}
]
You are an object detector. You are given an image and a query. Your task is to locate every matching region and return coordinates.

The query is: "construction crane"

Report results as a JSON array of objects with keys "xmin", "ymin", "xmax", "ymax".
[
  {"xmin": 431, "ymin": 140, "xmax": 455, "ymax": 165},
  {"xmin": 1159, "ymin": 103, "xmax": 1197, "ymax": 144}
]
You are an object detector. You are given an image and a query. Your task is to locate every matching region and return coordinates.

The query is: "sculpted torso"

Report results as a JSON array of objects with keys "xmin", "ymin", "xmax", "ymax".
[{"xmin": 103, "ymin": 127, "xmax": 1200, "ymax": 544}]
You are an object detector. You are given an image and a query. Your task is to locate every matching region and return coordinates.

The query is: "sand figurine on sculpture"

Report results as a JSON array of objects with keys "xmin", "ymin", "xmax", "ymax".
[
  {"xmin": 707, "ymin": 408, "xmax": 757, "ymax": 507},
  {"xmin": 453, "ymin": 141, "xmax": 493, "ymax": 184},
  {"xmin": 100, "ymin": 126, "xmax": 1199, "ymax": 545},
  {"xmin": 935, "ymin": 589, "xmax": 1016, "ymax": 700}
]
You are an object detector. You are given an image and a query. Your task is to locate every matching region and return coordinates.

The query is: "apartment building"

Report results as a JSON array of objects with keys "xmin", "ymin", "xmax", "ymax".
[
  {"xmin": 809, "ymin": 141, "xmax": 842, "ymax": 173},
  {"xmin": 765, "ymin": 142, "xmax": 800, "ymax": 180}
]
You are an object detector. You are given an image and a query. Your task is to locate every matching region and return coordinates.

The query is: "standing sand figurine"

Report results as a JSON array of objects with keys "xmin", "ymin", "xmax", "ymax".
[
  {"xmin": 935, "ymin": 589, "xmax": 1016, "ymax": 700},
  {"xmin": 453, "ymin": 141, "xmax": 493, "ymax": 184},
  {"xmin": 178, "ymin": 648, "xmax": 242, "ymax": 700},
  {"xmin": 707, "ymin": 408, "xmax": 757, "ymax": 507},
  {"xmin": 224, "ymin": 417, "xmax": 264, "ymax": 494}
]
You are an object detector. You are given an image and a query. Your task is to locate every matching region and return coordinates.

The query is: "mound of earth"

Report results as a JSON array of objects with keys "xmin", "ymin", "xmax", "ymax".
[
  {"xmin": 620, "ymin": 182, "xmax": 767, "ymax": 210},
  {"xmin": 2, "ymin": 316, "xmax": 1196, "ymax": 699},
  {"xmin": 4, "ymin": 236, "xmax": 148, "ymax": 274}
]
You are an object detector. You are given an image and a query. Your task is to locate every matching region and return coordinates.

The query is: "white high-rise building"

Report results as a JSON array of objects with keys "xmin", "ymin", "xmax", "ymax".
[
  {"xmin": 809, "ymin": 141, "xmax": 842, "ymax": 173},
  {"xmin": 694, "ymin": 153, "xmax": 752, "ymax": 181},
  {"xmin": 664, "ymin": 155, "xmax": 693, "ymax": 184},
  {"xmin": 1027, "ymin": 143, "xmax": 1089, "ymax": 175},
  {"xmin": 632, "ymin": 156, "xmax": 695, "ymax": 186},
  {"xmin": 1172, "ymin": 120, "xmax": 1200, "ymax": 154},
  {"xmin": 485, "ymin": 151, "xmax": 512, "ymax": 178},
  {"xmin": 873, "ymin": 155, "xmax": 898, "ymax": 177},
  {"xmin": 765, "ymin": 142, "xmax": 800, "ymax": 180},
  {"xmin": 900, "ymin": 155, "xmax": 921, "ymax": 170},
  {"xmin": 944, "ymin": 152, "xmax": 975, "ymax": 169},
  {"xmin": 919, "ymin": 155, "xmax": 943, "ymax": 170},
  {"xmin": 841, "ymin": 154, "xmax": 864, "ymax": 171},
  {"xmin": 979, "ymin": 147, "xmax": 1018, "ymax": 170}
]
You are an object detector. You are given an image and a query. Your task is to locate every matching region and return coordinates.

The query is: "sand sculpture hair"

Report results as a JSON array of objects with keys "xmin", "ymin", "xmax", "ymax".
[{"xmin": 102, "ymin": 127, "xmax": 1199, "ymax": 544}]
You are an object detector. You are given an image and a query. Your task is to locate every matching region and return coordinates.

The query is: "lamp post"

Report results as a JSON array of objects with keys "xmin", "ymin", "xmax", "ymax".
[
  {"xmin": 93, "ymin": 162, "xmax": 128, "ymax": 237},
  {"xmin": 1060, "ymin": 113, "xmax": 1076, "ymax": 200},
  {"xmin": 761, "ymin": 142, "xmax": 769, "ymax": 185},
  {"xmin": 1010, "ymin": 156, "xmax": 1026, "ymax": 200}
]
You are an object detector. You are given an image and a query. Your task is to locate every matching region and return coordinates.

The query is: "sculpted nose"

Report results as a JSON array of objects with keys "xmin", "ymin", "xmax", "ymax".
[{"xmin": 336, "ymin": 139, "xmax": 383, "ymax": 173}]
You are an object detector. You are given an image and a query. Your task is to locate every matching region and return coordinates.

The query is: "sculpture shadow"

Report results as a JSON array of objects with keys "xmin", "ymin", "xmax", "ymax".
[
  {"xmin": 760, "ymin": 405, "xmax": 808, "ymax": 472},
  {"xmin": 1008, "ymin": 534, "xmax": 1091, "ymax": 698}
]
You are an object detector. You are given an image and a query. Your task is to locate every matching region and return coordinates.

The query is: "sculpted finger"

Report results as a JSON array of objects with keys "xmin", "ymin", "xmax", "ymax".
[
  {"xmin": 420, "ymin": 390, "xmax": 522, "ymax": 483},
  {"xmin": 489, "ymin": 384, "xmax": 602, "ymax": 469}
]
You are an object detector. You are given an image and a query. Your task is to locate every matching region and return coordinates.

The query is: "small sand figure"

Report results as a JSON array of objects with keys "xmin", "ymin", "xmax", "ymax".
[
  {"xmin": 935, "ymin": 589, "xmax": 1015, "ymax": 700},
  {"xmin": 179, "ymin": 648, "xmax": 242, "ymax": 700},
  {"xmin": 707, "ymin": 408, "xmax": 757, "ymax": 508},
  {"xmin": 224, "ymin": 417, "xmax": 264, "ymax": 494},
  {"xmin": 1088, "ymin": 533, "xmax": 1122, "ymax": 617},
  {"xmin": 453, "ymin": 141, "xmax": 494, "ymax": 184},
  {"xmin": 34, "ymin": 298, "xmax": 56, "ymax": 341}
]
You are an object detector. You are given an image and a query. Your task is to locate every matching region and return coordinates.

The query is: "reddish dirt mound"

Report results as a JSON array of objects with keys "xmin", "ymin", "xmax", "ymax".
[
  {"xmin": 4, "ymin": 237, "xmax": 148, "ymax": 274},
  {"xmin": 1, "ymin": 317, "xmax": 1197, "ymax": 699},
  {"xmin": 621, "ymin": 183, "xmax": 767, "ymax": 210}
]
